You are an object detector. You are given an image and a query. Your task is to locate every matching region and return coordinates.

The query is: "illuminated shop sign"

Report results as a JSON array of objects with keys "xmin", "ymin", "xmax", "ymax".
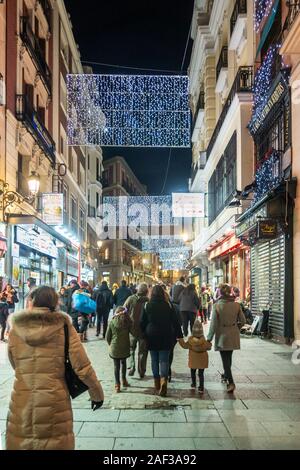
[
  {"xmin": 42, "ymin": 193, "xmax": 64, "ymax": 226},
  {"xmin": 15, "ymin": 226, "xmax": 57, "ymax": 258}
]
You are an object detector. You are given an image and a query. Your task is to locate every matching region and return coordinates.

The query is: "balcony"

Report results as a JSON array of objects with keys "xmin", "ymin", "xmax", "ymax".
[
  {"xmin": 191, "ymin": 151, "xmax": 207, "ymax": 189},
  {"xmin": 88, "ymin": 206, "xmax": 96, "ymax": 218},
  {"xmin": 207, "ymin": 66, "xmax": 253, "ymax": 159},
  {"xmin": 216, "ymin": 46, "xmax": 228, "ymax": 93},
  {"xmin": 16, "ymin": 94, "xmax": 56, "ymax": 167},
  {"xmin": 229, "ymin": 0, "xmax": 247, "ymax": 52},
  {"xmin": 284, "ymin": 1, "xmax": 300, "ymax": 32},
  {"xmin": 38, "ymin": 0, "xmax": 52, "ymax": 30},
  {"xmin": 254, "ymin": 150, "xmax": 283, "ymax": 204},
  {"xmin": 192, "ymin": 91, "xmax": 205, "ymax": 143},
  {"xmin": 20, "ymin": 16, "xmax": 51, "ymax": 95}
]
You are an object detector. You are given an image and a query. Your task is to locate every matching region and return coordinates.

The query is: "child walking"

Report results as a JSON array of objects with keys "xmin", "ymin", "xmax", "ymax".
[
  {"xmin": 106, "ymin": 306, "xmax": 133, "ymax": 393},
  {"xmin": 178, "ymin": 319, "xmax": 211, "ymax": 394}
]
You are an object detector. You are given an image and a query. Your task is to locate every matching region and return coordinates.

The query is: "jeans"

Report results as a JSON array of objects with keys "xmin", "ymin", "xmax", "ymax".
[
  {"xmin": 129, "ymin": 335, "xmax": 148, "ymax": 376},
  {"xmin": 114, "ymin": 358, "xmax": 127, "ymax": 384},
  {"xmin": 220, "ymin": 350, "xmax": 234, "ymax": 384},
  {"xmin": 191, "ymin": 369, "xmax": 204, "ymax": 389},
  {"xmin": 169, "ymin": 344, "xmax": 176, "ymax": 377},
  {"xmin": 96, "ymin": 310, "xmax": 110, "ymax": 337},
  {"xmin": 150, "ymin": 350, "xmax": 170, "ymax": 379},
  {"xmin": 181, "ymin": 311, "xmax": 196, "ymax": 337}
]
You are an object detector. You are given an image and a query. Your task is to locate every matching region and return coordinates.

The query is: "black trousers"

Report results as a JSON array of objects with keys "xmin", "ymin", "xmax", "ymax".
[
  {"xmin": 0, "ymin": 320, "xmax": 6, "ymax": 341},
  {"xmin": 181, "ymin": 311, "xmax": 196, "ymax": 337},
  {"xmin": 96, "ymin": 310, "xmax": 110, "ymax": 337},
  {"xmin": 220, "ymin": 350, "xmax": 234, "ymax": 384},
  {"xmin": 191, "ymin": 369, "xmax": 204, "ymax": 389},
  {"xmin": 114, "ymin": 358, "xmax": 127, "ymax": 384},
  {"xmin": 71, "ymin": 314, "xmax": 79, "ymax": 333},
  {"xmin": 79, "ymin": 316, "xmax": 89, "ymax": 334}
]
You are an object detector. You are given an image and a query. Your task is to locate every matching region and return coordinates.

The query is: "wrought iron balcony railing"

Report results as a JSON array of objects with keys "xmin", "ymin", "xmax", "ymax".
[
  {"xmin": 285, "ymin": 1, "xmax": 300, "ymax": 32},
  {"xmin": 38, "ymin": 0, "xmax": 52, "ymax": 30},
  {"xmin": 20, "ymin": 16, "xmax": 51, "ymax": 95},
  {"xmin": 16, "ymin": 94, "xmax": 56, "ymax": 166},
  {"xmin": 216, "ymin": 46, "xmax": 228, "ymax": 81},
  {"xmin": 207, "ymin": 66, "xmax": 253, "ymax": 159},
  {"xmin": 230, "ymin": 0, "xmax": 247, "ymax": 36}
]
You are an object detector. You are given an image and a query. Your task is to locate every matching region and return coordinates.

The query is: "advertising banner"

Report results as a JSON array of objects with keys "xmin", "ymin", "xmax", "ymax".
[{"xmin": 42, "ymin": 193, "xmax": 64, "ymax": 226}]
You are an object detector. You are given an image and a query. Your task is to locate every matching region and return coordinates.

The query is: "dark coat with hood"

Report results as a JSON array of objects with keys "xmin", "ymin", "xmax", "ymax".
[
  {"xmin": 6, "ymin": 308, "xmax": 104, "ymax": 450},
  {"xmin": 113, "ymin": 285, "xmax": 132, "ymax": 307},
  {"xmin": 140, "ymin": 300, "xmax": 183, "ymax": 351},
  {"xmin": 93, "ymin": 284, "xmax": 114, "ymax": 313},
  {"xmin": 106, "ymin": 312, "xmax": 133, "ymax": 359}
]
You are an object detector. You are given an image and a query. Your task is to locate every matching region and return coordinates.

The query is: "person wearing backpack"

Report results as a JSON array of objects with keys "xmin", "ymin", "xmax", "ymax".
[
  {"xmin": 124, "ymin": 283, "xmax": 149, "ymax": 378},
  {"xmin": 93, "ymin": 281, "xmax": 114, "ymax": 339}
]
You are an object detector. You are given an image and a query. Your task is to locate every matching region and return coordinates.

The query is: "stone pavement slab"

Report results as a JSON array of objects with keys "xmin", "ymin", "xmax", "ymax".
[
  {"xmin": 218, "ymin": 409, "xmax": 292, "ymax": 423},
  {"xmin": 262, "ymin": 421, "xmax": 300, "ymax": 436},
  {"xmin": 234, "ymin": 436, "xmax": 300, "ymax": 450},
  {"xmin": 224, "ymin": 421, "xmax": 269, "ymax": 437},
  {"xmin": 193, "ymin": 437, "xmax": 237, "ymax": 450},
  {"xmin": 154, "ymin": 422, "xmax": 230, "ymax": 438},
  {"xmin": 75, "ymin": 437, "xmax": 115, "ymax": 450},
  {"xmin": 118, "ymin": 410, "xmax": 186, "ymax": 422},
  {"xmin": 114, "ymin": 438, "xmax": 196, "ymax": 450},
  {"xmin": 73, "ymin": 409, "xmax": 120, "ymax": 422},
  {"xmin": 184, "ymin": 409, "xmax": 222, "ymax": 422},
  {"xmin": 78, "ymin": 422, "xmax": 153, "ymax": 438}
]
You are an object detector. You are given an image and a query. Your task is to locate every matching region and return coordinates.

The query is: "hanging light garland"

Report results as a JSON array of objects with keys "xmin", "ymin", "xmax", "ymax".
[
  {"xmin": 254, "ymin": 0, "xmax": 276, "ymax": 32},
  {"xmin": 254, "ymin": 150, "xmax": 281, "ymax": 203},
  {"xmin": 67, "ymin": 74, "xmax": 191, "ymax": 148}
]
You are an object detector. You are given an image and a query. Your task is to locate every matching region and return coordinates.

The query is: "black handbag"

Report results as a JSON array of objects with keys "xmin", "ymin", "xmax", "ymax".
[{"xmin": 64, "ymin": 324, "xmax": 89, "ymax": 399}]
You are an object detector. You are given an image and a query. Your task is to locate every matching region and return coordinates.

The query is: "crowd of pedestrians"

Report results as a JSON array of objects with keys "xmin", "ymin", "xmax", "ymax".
[{"xmin": 2, "ymin": 275, "xmax": 247, "ymax": 450}]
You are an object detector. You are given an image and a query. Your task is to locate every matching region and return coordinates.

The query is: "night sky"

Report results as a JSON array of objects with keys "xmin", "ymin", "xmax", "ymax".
[{"xmin": 64, "ymin": 0, "xmax": 194, "ymax": 195}]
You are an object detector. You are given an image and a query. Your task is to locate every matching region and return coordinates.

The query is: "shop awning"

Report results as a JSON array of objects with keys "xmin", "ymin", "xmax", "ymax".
[
  {"xmin": 7, "ymin": 214, "xmax": 72, "ymax": 249},
  {"xmin": 256, "ymin": 0, "xmax": 280, "ymax": 58}
]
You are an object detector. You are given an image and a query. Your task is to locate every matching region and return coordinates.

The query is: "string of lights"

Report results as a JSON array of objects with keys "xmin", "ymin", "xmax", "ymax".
[
  {"xmin": 254, "ymin": 150, "xmax": 281, "ymax": 203},
  {"xmin": 254, "ymin": 0, "xmax": 275, "ymax": 32},
  {"xmin": 67, "ymin": 74, "xmax": 190, "ymax": 147}
]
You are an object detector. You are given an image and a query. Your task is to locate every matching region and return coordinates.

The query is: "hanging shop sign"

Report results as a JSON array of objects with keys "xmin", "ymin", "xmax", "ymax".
[
  {"xmin": 12, "ymin": 243, "xmax": 20, "ymax": 258},
  {"xmin": 172, "ymin": 193, "xmax": 205, "ymax": 218},
  {"xmin": 249, "ymin": 74, "xmax": 289, "ymax": 134},
  {"xmin": 15, "ymin": 225, "xmax": 57, "ymax": 258},
  {"xmin": 42, "ymin": 193, "xmax": 64, "ymax": 226},
  {"xmin": 236, "ymin": 206, "xmax": 267, "ymax": 238},
  {"xmin": 12, "ymin": 257, "xmax": 20, "ymax": 287},
  {"xmin": 208, "ymin": 235, "xmax": 241, "ymax": 261},
  {"xmin": 257, "ymin": 220, "xmax": 277, "ymax": 239}
]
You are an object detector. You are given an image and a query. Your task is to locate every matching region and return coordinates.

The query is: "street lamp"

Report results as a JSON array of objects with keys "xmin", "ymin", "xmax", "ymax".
[
  {"xmin": 27, "ymin": 171, "xmax": 40, "ymax": 196},
  {"xmin": 0, "ymin": 172, "xmax": 40, "ymax": 222}
]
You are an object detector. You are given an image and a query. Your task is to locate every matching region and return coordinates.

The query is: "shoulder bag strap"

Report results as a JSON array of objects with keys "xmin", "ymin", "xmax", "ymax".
[{"xmin": 64, "ymin": 323, "xmax": 70, "ymax": 363}]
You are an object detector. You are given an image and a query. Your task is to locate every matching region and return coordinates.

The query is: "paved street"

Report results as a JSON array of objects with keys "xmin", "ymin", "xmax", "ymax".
[{"xmin": 1, "ymin": 326, "xmax": 300, "ymax": 450}]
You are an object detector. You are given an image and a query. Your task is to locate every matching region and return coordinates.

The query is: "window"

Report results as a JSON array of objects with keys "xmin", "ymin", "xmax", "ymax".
[
  {"xmin": 79, "ymin": 207, "xmax": 86, "ymax": 241},
  {"xmin": 61, "ymin": 27, "xmax": 69, "ymax": 66},
  {"xmin": 71, "ymin": 196, "xmax": 77, "ymax": 234},
  {"xmin": 208, "ymin": 132, "xmax": 237, "ymax": 225},
  {"xmin": 60, "ymin": 78, "xmax": 67, "ymax": 113}
]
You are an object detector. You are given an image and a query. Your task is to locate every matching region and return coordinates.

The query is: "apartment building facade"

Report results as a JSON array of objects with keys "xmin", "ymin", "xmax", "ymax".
[{"xmin": 189, "ymin": 0, "xmax": 254, "ymax": 298}]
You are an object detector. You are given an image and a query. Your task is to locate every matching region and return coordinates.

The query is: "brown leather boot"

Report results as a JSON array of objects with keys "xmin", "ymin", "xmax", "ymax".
[
  {"xmin": 122, "ymin": 379, "xmax": 130, "ymax": 387},
  {"xmin": 115, "ymin": 384, "xmax": 121, "ymax": 393},
  {"xmin": 159, "ymin": 378, "xmax": 168, "ymax": 397},
  {"xmin": 154, "ymin": 377, "xmax": 161, "ymax": 392}
]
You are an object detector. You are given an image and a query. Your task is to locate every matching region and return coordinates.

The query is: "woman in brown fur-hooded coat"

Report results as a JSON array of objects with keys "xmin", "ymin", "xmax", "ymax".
[{"xmin": 6, "ymin": 286, "xmax": 104, "ymax": 450}]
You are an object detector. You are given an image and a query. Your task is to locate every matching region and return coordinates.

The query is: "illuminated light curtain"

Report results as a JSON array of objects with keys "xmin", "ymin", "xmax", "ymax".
[{"xmin": 67, "ymin": 74, "xmax": 191, "ymax": 148}]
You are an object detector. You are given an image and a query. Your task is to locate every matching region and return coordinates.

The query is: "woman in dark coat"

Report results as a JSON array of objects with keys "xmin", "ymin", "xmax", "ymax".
[{"xmin": 140, "ymin": 285, "xmax": 182, "ymax": 397}]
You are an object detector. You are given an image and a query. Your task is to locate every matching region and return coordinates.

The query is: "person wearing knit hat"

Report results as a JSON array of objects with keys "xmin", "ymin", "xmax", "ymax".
[{"xmin": 177, "ymin": 319, "xmax": 211, "ymax": 394}]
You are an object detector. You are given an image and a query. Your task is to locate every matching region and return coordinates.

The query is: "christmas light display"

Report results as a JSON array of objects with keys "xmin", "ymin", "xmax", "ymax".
[
  {"xmin": 67, "ymin": 74, "xmax": 191, "ymax": 148},
  {"xmin": 102, "ymin": 195, "xmax": 178, "ymax": 227},
  {"xmin": 254, "ymin": 0, "xmax": 275, "ymax": 32},
  {"xmin": 158, "ymin": 246, "xmax": 190, "ymax": 261},
  {"xmin": 254, "ymin": 150, "xmax": 281, "ymax": 203},
  {"xmin": 162, "ymin": 259, "xmax": 187, "ymax": 270},
  {"xmin": 141, "ymin": 237, "xmax": 187, "ymax": 253}
]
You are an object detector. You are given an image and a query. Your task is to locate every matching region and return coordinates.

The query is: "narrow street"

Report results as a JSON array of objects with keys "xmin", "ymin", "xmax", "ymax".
[{"xmin": 1, "ymin": 329, "xmax": 300, "ymax": 451}]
